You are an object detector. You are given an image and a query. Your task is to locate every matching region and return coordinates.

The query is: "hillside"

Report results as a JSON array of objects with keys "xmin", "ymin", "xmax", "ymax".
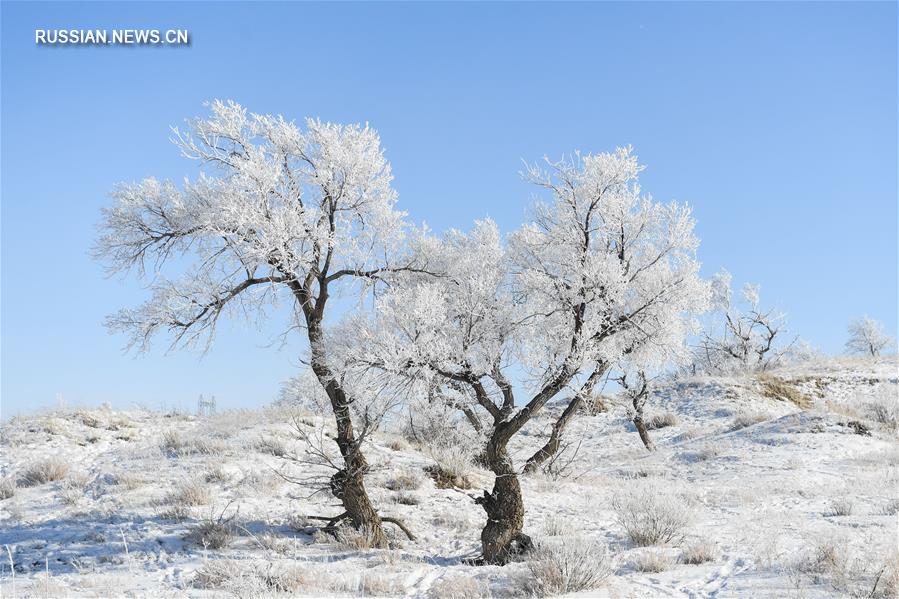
[{"xmin": 1, "ymin": 357, "xmax": 897, "ymax": 598}]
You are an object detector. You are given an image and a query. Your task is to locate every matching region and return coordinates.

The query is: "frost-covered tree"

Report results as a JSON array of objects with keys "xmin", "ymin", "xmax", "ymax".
[
  {"xmin": 846, "ymin": 316, "xmax": 895, "ymax": 357},
  {"xmin": 95, "ymin": 100, "xmax": 428, "ymax": 546},
  {"xmin": 348, "ymin": 148, "xmax": 708, "ymax": 564},
  {"xmin": 691, "ymin": 271, "xmax": 799, "ymax": 374}
]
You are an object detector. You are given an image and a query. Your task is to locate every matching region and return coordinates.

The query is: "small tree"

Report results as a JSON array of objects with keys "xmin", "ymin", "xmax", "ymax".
[
  {"xmin": 691, "ymin": 271, "xmax": 799, "ymax": 374},
  {"xmin": 95, "ymin": 100, "xmax": 426, "ymax": 546},
  {"xmin": 350, "ymin": 148, "xmax": 708, "ymax": 563},
  {"xmin": 846, "ymin": 316, "xmax": 895, "ymax": 357}
]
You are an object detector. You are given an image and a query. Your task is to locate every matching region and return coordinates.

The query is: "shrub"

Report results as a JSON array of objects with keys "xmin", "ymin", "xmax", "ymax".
[
  {"xmin": 19, "ymin": 456, "xmax": 69, "ymax": 486},
  {"xmin": 679, "ymin": 539, "xmax": 718, "ymax": 564},
  {"xmin": 204, "ymin": 464, "xmax": 231, "ymax": 483},
  {"xmin": 826, "ymin": 498, "xmax": 853, "ymax": 517},
  {"xmin": 166, "ymin": 479, "xmax": 212, "ymax": 507},
  {"xmin": 427, "ymin": 576, "xmax": 489, "ymax": 599},
  {"xmin": 730, "ymin": 409, "xmax": 773, "ymax": 431},
  {"xmin": 161, "ymin": 430, "xmax": 226, "ymax": 457},
  {"xmin": 188, "ymin": 520, "xmax": 235, "ymax": 550},
  {"xmin": 0, "ymin": 477, "xmax": 16, "ymax": 500},
  {"xmin": 541, "ymin": 515, "xmax": 575, "ymax": 537},
  {"xmin": 857, "ymin": 390, "xmax": 899, "ymax": 432},
  {"xmin": 527, "ymin": 537, "xmax": 611, "ymax": 595},
  {"xmin": 255, "ymin": 437, "xmax": 288, "ymax": 457},
  {"xmin": 645, "ymin": 411, "xmax": 679, "ymax": 430},
  {"xmin": 385, "ymin": 469, "xmax": 423, "ymax": 491},
  {"xmin": 335, "ymin": 524, "xmax": 383, "ymax": 551},
  {"xmin": 425, "ymin": 445, "xmax": 474, "ymax": 489},
  {"xmin": 611, "ymin": 481, "xmax": 693, "ymax": 546},
  {"xmin": 881, "ymin": 498, "xmax": 899, "ymax": 516},
  {"xmin": 393, "ymin": 492, "xmax": 419, "ymax": 505},
  {"xmin": 630, "ymin": 550, "xmax": 674, "ymax": 572},
  {"xmin": 110, "ymin": 471, "xmax": 145, "ymax": 490}
]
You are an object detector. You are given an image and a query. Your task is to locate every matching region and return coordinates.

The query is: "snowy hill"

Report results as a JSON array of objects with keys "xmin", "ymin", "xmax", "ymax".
[{"xmin": 1, "ymin": 357, "xmax": 896, "ymax": 598}]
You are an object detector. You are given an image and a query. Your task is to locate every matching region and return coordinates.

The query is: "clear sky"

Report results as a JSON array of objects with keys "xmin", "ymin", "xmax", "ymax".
[{"xmin": 1, "ymin": 2, "xmax": 896, "ymax": 417}]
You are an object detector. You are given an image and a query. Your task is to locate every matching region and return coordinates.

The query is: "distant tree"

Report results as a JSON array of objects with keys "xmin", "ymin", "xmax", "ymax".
[
  {"xmin": 846, "ymin": 316, "xmax": 895, "ymax": 357},
  {"xmin": 691, "ymin": 272, "xmax": 799, "ymax": 374},
  {"xmin": 348, "ymin": 148, "xmax": 709, "ymax": 564},
  {"xmin": 95, "ymin": 100, "xmax": 428, "ymax": 546}
]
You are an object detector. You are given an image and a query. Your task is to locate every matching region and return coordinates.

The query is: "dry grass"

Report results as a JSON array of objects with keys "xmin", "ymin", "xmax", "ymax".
[
  {"xmin": 630, "ymin": 550, "xmax": 674, "ymax": 572},
  {"xmin": 645, "ymin": 410, "xmax": 679, "ymax": 430},
  {"xmin": 0, "ymin": 477, "xmax": 17, "ymax": 500},
  {"xmin": 427, "ymin": 575, "xmax": 490, "ymax": 598},
  {"xmin": 679, "ymin": 539, "xmax": 718, "ymax": 564},
  {"xmin": 255, "ymin": 436, "xmax": 288, "ymax": 457},
  {"xmin": 730, "ymin": 409, "xmax": 774, "ymax": 430},
  {"xmin": 527, "ymin": 537, "xmax": 612, "ymax": 595},
  {"xmin": 193, "ymin": 559, "xmax": 308, "ymax": 594},
  {"xmin": 385, "ymin": 469, "xmax": 423, "ymax": 491},
  {"xmin": 161, "ymin": 429, "xmax": 226, "ymax": 457},
  {"xmin": 826, "ymin": 497, "xmax": 854, "ymax": 517},
  {"xmin": 757, "ymin": 374, "xmax": 812, "ymax": 408},
  {"xmin": 109, "ymin": 471, "xmax": 145, "ymax": 490},
  {"xmin": 187, "ymin": 520, "xmax": 235, "ymax": 550},
  {"xmin": 19, "ymin": 456, "xmax": 70, "ymax": 486},
  {"xmin": 541, "ymin": 515, "xmax": 576, "ymax": 537},
  {"xmin": 335, "ymin": 524, "xmax": 384, "ymax": 551},
  {"xmin": 425, "ymin": 445, "xmax": 474, "ymax": 489},
  {"xmin": 165, "ymin": 479, "xmax": 212, "ymax": 507}
]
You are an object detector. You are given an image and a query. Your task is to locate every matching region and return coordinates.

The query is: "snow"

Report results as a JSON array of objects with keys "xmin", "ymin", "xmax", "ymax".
[{"xmin": 1, "ymin": 356, "xmax": 896, "ymax": 597}]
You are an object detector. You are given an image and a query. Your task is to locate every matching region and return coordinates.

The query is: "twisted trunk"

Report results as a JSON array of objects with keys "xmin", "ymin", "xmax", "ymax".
[{"xmin": 477, "ymin": 435, "xmax": 531, "ymax": 564}]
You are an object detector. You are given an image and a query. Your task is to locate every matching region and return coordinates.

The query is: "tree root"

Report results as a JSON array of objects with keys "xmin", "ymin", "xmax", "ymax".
[{"xmin": 306, "ymin": 512, "xmax": 415, "ymax": 541}]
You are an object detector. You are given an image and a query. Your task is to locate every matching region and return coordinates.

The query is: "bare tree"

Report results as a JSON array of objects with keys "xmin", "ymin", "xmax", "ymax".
[
  {"xmin": 846, "ymin": 316, "xmax": 895, "ymax": 357},
  {"xmin": 95, "ymin": 100, "xmax": 429, "ymax": 546}
]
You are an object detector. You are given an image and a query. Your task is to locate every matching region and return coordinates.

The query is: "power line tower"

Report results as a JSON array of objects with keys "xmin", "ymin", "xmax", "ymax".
[{"xmin": 197, "ymin": 394, "xmax": 216, "ymax": 417}]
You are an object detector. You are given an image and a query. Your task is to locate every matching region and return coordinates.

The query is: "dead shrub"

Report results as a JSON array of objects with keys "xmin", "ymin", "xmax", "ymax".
[
  {"xmin": 166, "ymin": 479, "xmax": 212, "ymax": 507},
  {"xmin": 188, "ymin": 520, "xmax": 235, "ymax": 549},
  {"xmin": 110, "ymin": 471, "xmax": 145, "ymax": 490},
  {"xmin": 611, "ymin": 481, "xmax": 694, "ymax": 546},
  {"xmin": 527, "ymin": 537, "xmax": 612, "ymax": 595},
  {"xmin": 255, "ymin": 436, "xmax": 288, "ymax": 457},
  {"xmin": 679, "ymin": 539, "xmax": 718, "ymax": 564},
  {"xmin": 730, "ymin": 409, "xmax": 773, "ymax": 431},
  {"xmin": 335, "ymin": 524, "xmax": 383, "ymax": 551},
  {"xmin": 630, "ymin": 550, "xmax": 674, "ymax": 572},
  {"xmin": 19, "ymin": 456, "xmax": 69, "ymax": 486},
  {"xmin": 427, "ymin": 575, "xmax": 489, "ymax": 598},
  {"xmin": 645, "ymin": 411, "xmax": 679, "ymax": 430},
  {"xmin": 826, "ymin": 498, "xmax": 853, "ymax": 517},
  {"xmin": 425, "ymin": 445, "xmax": 474, "ymax": 489},
  {"xmin": 0, "ymin": 477, "xmax": 17, "ymax": 500},
  {"xmin": 393, "ymin": 492, "xmax": 419, "ymax": 505},
  {"xmin": 385, "ymin": 469, "xmax": 423, "ymax": 491}
]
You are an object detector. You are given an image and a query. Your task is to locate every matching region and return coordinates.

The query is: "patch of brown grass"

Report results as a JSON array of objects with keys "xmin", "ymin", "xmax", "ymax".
[{"xmin": 757, "ymin": 374, "xmax": 812, "ymax": 408}]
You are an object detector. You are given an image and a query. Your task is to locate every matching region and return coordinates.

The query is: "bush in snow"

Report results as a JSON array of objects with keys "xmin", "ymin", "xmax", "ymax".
[
  {"xmin": 679, "ymin": 538, "xmax": 718, "ymax": 564},
  {"xmin": 527, "ymin": 537, "xmax": 612, "ymax": 595},
  {"xmin": 611, "ymin": 481, "xmax": 694, "ymax": 546},
  {"xmin": 630, "ymin": 549, "xmax": 674, "ymax": 572},
  {"xmin": 0, "ymin": 477, "xmax": 16, "ymax": 499},
  {"xmin": 19, "ymin": 456, "xmax": 69, "ymax": 486}
]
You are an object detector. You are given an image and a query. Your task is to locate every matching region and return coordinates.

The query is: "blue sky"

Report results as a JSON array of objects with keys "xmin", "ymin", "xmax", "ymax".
[{"xmin": 2, "ymin": 2, "xmax": 896, "ymax": 417}]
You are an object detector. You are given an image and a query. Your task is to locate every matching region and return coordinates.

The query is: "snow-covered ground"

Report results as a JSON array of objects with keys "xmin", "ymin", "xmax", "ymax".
[{"xmin": 1, "ymin": 357, "xmax": 896, "ymax": 598}]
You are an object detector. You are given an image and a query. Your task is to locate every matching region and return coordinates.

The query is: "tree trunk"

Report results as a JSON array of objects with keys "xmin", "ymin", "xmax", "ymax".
[
  {"xmin": 477, "ymin": 435, "xmax": 531, "ymax": 564},
  {"xmin": 632, "ymin": 413, "xmax": 656, "ymax": 452},
  {"xmin": 631, "ymin": 382, "xmax": 655, "ymax": 452},
  {"xmin": 522, "ymin": 365, "xmax": 606, "ymax": 474},
  {"xmin": 310, "ymin": 353, "xmax": 388, "ymax": 548},
  {"xmin": 523, "ymin": 394, "xmax": 583, "ymax": 474}
]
